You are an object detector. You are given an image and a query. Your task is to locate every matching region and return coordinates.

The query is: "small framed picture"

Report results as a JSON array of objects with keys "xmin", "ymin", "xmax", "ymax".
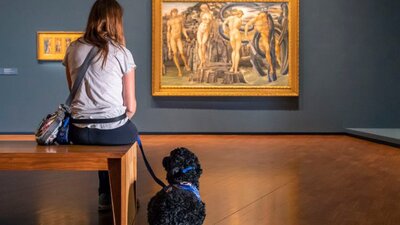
[{"xmin": 37, "ymin": 31, "xmax": 83, "ymax": 61}]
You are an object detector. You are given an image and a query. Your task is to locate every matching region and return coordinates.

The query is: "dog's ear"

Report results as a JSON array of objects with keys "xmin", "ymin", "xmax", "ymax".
[{"xmin": 162, "ymin": 156, "xmax": 171, "ymax": 171}]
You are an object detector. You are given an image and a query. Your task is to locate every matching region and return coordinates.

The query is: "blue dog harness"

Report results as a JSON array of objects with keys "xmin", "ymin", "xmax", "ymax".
[
  {"xmin": 176, "ymin": 182, "xmax": 201, "ymax": 201},
  {"xmin": 164, "ymin": 182, "xmax": 201, "ymax": 201}
]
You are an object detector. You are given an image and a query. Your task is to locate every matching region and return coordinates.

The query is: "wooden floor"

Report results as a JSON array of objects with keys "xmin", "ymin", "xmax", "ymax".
[{"xmin": 0, "ymin": 135, "xmax": 399, "ymax": 225}]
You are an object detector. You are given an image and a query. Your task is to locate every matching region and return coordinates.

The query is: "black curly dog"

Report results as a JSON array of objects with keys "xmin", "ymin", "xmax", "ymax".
[{"xmin": 147, "ymin": 147, "xmax": 206, "ymax": 225}]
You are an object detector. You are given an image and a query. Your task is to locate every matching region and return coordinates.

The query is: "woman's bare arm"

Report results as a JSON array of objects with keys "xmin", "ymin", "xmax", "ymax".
[
  {"xmin": 65, "ymin": 64, "xmax": 72, "ymax": 91},
  {"xmin": 122, "ymin": 68, "xmax": 137, "ymax": 119}
]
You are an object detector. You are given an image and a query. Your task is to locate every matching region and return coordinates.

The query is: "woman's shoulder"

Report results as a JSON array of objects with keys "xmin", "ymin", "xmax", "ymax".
[
  {"xmin": 109, "ymin": 42, "xmax": 131, "ymax": 53},
  {"xmin": 70, "ymin": 37, "xmax": 86, "ymax": 47},
  {"xmin": 109, "ymin": 43, "xmax": 136, "ymax": 72},
  {"xmin": 110, "ymin": 44, "xmax": 134, "ymax": 60},
  {"xmin": 67, "ymin": 37, "xmax": 92, "ymax": 53}
]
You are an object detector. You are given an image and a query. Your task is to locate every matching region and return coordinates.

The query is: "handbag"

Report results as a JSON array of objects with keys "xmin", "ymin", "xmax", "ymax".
[{"xmin": 35, "ymin": 47, "xmax": 98, "ymax": 145}]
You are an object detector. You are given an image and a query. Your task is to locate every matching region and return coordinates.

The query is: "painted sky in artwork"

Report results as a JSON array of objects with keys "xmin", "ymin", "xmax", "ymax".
[
  {"xmin": 162, "ymin": 2, "xmax": 197, "ymax": 16},
  {"xmin": 162, "ymin": 2, "xmax": 285, "ymax": 21}
]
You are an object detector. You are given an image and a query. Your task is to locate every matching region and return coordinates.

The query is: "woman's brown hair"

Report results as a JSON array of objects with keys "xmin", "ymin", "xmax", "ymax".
[{"xmin": 84, "ymin": 0, "xmax": 125, "ymax": 67}]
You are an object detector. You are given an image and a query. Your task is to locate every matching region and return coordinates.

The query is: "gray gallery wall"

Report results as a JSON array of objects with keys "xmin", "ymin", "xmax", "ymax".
[{"xmin": 0, "ymin": 0, "xmax": 399, "ymax": 133}]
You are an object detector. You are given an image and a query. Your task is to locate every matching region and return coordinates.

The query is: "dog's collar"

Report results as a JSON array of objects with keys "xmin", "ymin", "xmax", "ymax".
[
  {"xmin": 181, "ymin": 166, "xmax": 195, "ymax": 174},
  {"xmin": 165, "ymin": 182, "xmax": 201, "ymax": 201}
]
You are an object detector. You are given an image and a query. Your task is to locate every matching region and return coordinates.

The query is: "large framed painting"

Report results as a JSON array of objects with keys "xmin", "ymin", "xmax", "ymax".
[
  {"xmin": 37, "ymin": 32, "xmax": 83, "ymax": 61},
  {"xmin": 152, "ymin": 0, "xmax": 299, "ymax": 96}
]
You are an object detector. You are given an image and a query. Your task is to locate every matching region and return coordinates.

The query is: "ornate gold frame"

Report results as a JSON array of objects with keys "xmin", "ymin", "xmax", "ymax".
[
  {"xmin": 152, "ymin": 0, "xmax": 299, "ymax": 96},
  {"xmin": 37, "ymin": 31, "xmax": 83, "ymax": 61}
]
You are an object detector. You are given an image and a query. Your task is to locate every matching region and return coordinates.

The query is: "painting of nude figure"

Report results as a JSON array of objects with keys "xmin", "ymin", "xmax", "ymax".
[{"xmin": 152, "ymin": 0, "xmax": 299, "ymax": 96}]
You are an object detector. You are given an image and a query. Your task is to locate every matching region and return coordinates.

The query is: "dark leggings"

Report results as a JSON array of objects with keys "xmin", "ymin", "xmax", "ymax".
[{"xmin": 69, "ymin": 120, "xmax": 138, "ymax": 195}]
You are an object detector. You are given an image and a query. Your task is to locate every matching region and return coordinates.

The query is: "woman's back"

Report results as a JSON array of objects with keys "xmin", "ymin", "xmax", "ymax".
[{"xmin": 63, "ymin": 38, "xmax": 136, "ymax": 129}]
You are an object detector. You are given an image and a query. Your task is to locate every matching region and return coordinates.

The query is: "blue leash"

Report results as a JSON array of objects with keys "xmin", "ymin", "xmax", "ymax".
[{"xmin": 136, "ymin": 135, "xmax": 167, "ymax": 188}]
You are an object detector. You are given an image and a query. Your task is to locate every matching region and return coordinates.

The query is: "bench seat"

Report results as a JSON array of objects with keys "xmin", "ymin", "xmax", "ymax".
[{"xmin": 0, "ymin": 139, "xmax": 137, "ymax": 225}]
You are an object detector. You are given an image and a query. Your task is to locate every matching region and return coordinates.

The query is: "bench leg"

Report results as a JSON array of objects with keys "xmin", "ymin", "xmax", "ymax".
[{"xmin": 108, "ymin": 144, "xmax": 137, "ymax": 225}]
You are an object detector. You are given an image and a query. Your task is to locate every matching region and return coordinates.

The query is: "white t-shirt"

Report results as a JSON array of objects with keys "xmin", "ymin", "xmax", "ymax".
[{"xmin": 63, "ymin": 38, "xmax": 136, "ymax": 129}]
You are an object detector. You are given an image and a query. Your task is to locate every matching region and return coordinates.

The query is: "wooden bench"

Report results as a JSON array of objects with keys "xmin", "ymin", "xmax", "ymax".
[{"xmin": 0, "ymin": 137, "xmax": 137, "ymax": 225}]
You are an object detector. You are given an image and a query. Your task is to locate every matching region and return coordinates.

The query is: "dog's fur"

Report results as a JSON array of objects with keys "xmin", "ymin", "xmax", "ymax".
[{"xmin": 147, "ymin": 147, "xmax": 206, "ymax": 225}]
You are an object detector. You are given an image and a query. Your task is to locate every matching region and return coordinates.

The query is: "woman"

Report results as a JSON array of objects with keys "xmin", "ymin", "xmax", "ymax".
[{"xmin": 63, "ymin": 0, "xmax": 137, "ymax": 211}]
